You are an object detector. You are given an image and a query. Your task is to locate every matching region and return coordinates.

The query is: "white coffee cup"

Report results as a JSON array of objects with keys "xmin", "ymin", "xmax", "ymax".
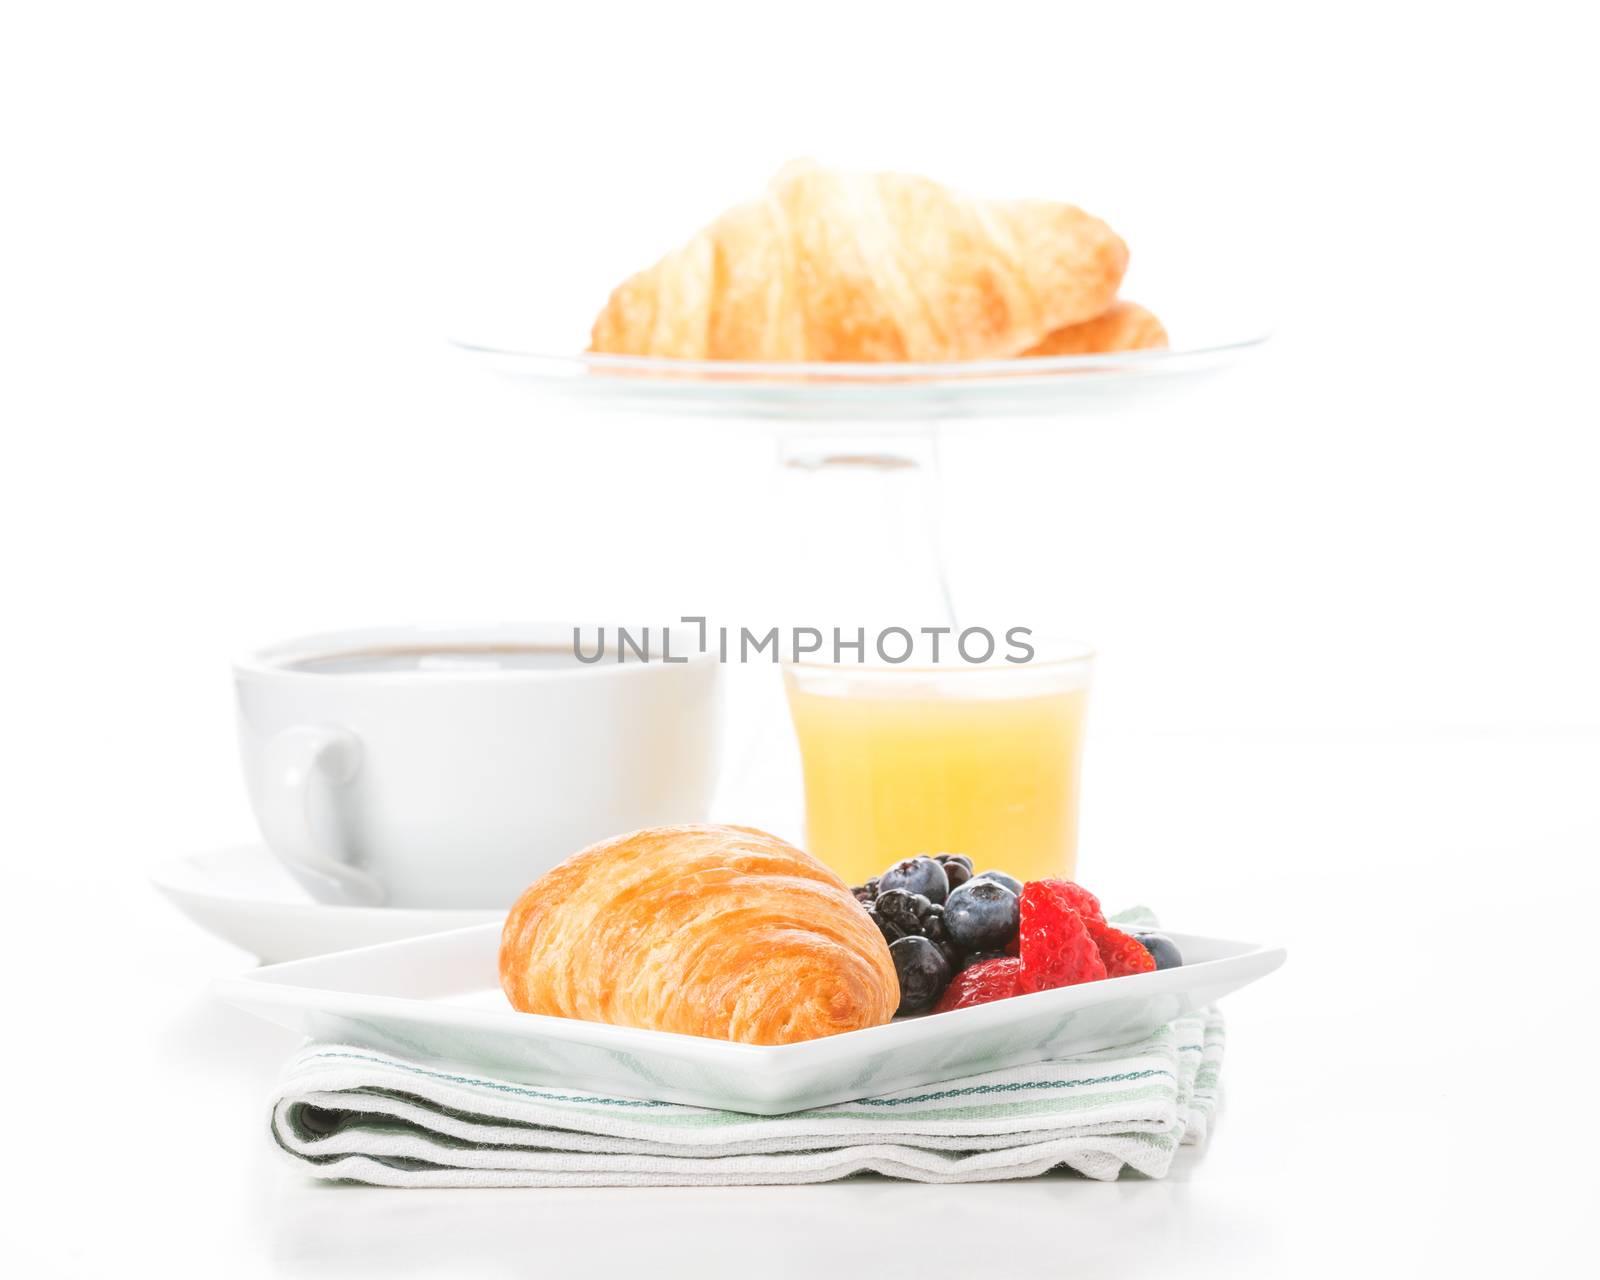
[{"xmin": 234, "ymin": 623, "xmax": 722, "ymax": 909}]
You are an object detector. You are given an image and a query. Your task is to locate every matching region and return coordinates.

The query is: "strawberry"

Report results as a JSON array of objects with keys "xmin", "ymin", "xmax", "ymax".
[
  {"xmin": 933, "ymin": 956, "xmax": 1023, "ymax": 1012},
  {"xmin": 1017, "ymin": 880, "xmax": 1107, "ymax": 992},
  {"xmin": 1043, "ymin": 878, "xmax": 1104, "ymax": 923},
  {"xmin": 1084, "ymin": 915, "xmax": 1157, "ymax": 978}
]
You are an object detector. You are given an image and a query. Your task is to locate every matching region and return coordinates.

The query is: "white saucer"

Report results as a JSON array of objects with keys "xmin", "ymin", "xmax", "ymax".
[{"xmin": 150, "ymin": 844, "xmax": 501, "ymax": 964}]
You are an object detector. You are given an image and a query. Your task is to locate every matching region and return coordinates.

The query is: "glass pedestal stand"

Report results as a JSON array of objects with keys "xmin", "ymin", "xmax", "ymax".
[
  {"xmin": 771, "ymin": 427, "xmax": 956, "ymax": 640},
  {"xmin": 720, "ymin": 426, "xmax": 960, "ymax": 843},
  {"xmin": 462, "ymin": 327, "xmax": 1268, "ymax": 848}
]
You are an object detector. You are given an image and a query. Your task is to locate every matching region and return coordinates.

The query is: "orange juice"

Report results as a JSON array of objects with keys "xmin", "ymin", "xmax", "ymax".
[{"xmin": 784, "ymin": 655, "xmax": 1091, "ymax": 886}]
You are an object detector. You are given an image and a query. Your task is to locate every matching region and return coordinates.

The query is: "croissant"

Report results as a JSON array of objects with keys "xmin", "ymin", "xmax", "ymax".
[
  {"xmin": 499, "ymin": 823, "xmax": 898, "ymax": 1045},
  {"xmin": 590, "ymin": 162, "xmax": 1129, "ymax": 363},
  {"xmin": 1023, "ymin": 300, "xmax": 1169, "ymax": 357}
]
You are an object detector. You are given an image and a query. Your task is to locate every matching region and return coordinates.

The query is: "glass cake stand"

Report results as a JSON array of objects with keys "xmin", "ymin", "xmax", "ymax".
[
  {"xmin": 457, "ymin": 320, "xmax": 1269, "ymax": 839},
  {"xmin": 456, "ymin": 326, "xmax": 1270, "ymax": 633}
]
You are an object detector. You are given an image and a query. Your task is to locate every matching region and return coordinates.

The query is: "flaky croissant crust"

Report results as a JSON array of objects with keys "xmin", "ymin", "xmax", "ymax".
[
  {"xmin": 499, "ymin": 824, "xmax": 898, "ymax": 1045},
  {"xmin": 590, "ymin": 162, "xmax": 1130, "ymax": 363}
]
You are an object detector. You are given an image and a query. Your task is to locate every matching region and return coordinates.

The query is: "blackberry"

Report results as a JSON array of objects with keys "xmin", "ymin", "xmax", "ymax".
[
  {"xmin": 863, "ymin": 900, "xmax": 903, "ymax": 948},
  {"xmin": 875, "ymin": 890, "xmax": 963, "ymax": 970},
  {"xmin": 874, "ymin": 888, "xmax": 930, "ymax": 937},
  {"xmin": 851, "ymin": 876, "xmax": 881, "ymax": 904},
  {"xmin": 920, "ymin": 912, "xmax": 963, "ymax": 972}
]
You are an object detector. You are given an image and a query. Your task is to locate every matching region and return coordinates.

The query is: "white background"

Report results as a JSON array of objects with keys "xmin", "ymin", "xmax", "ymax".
[{"xmin": 3, "ymin": 1, "xmax": 1597, "ymax": 1276}]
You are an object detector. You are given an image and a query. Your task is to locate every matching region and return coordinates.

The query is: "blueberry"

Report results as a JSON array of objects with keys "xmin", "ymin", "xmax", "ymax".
[
  {"xmin": 874, "ymin": 888, "xmax": 930, "ymax": 938},
  {"xmin": 943, "ymin": 879, "xmax": 1022, "ymax": 952},
  {"xmin": 970, "ymin": 870, "xmax": 1022, "ymax": 897},
  {"xmin": 889, "ymin": 936, "xmax": 952, "ymax": 1015},
  {"xmin": 1133, "ymin": 932, "xmax": 1183, "ymax": 970},
  {"xmin": 936, "ymin": 855, "xmax": 973, "ymax": 891},
  {"xmin": 878, "ymin": 856, "xmax": 950, "ymax": 905}
]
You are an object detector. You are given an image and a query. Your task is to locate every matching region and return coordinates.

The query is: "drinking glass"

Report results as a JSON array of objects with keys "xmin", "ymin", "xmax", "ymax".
[{"xmin": 783, "ymin": 642, "xmax": 1093, "ymax": 887}]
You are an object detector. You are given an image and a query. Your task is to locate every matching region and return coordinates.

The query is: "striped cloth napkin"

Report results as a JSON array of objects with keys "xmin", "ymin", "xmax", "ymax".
[{"xmin": 269, "ymin": 1009, "xmax": 1224, "ymax": 1187}]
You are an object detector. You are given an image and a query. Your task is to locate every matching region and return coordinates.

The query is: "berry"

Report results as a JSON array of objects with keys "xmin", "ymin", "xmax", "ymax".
[
  {"xmin": 874, "ymin": 888, "xmax": 930, "ymax": 937},
  {"xmin": 879, "ymin": 856, "xmax": 950, "ymax": 905},
  {"xmin": 1084, "ymin": 916, "xmax": 1156, "ymax": 978},
  {"xmin": 851, "ymin": 876, "xmax": 880, "ymax": 904},
  {"xmin": 960, "ymin": 949, "xmax": 1008, "ymax": 969},
  {"xmin": 935, "ymin": 854, "xmax": 974, "ymax": 891},
  {"xmin": 862, "ymin": 900, "xmax": 902, "ymax": 947},
  {"xmin": 970, "ymin": 870, "xmax": 1022, "ymax": 897},
  {"xmin": 933, "ymin": 956, "xmax": 1023, "ymax": 1012},
  {"xmin": 1051, "ymin": 880, "xmax": 1104, "ymax": 922},
  {"xmin": 918, "ymin": 912, "xmax": 962, "ymax": 972},
  {"xmin": 943, "ymin": 879, "xmax": 1021, "ymax": 953},
  {"xmin": 1016, "ymin": 880, "xmax": 1106, "ymax": 993},
  {"xmin": 1133, "ymin": 932, "xmax": 1183, "ymax": 970},
  {"xmin": 890, "ymin": 936, "xmax": 951, "ymax": 1015},
  {"xmin": 873, "ymin": 888, "xmax": 960, "ymax": 968}
]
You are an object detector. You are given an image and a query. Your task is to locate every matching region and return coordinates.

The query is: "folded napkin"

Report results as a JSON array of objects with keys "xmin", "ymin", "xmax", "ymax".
[{"xmin": 269, "ymin": 1009, "xmax": 1224, "ymax": 1187}]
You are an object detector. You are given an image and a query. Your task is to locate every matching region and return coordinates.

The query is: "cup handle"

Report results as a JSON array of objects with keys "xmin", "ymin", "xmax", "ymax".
[{"xmin": 261, "ymin": 725, "xmax": 385, "ymax": 906}]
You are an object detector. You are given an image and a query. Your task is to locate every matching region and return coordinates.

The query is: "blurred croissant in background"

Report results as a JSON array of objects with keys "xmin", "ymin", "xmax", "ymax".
[
  {"xmin": 589, "ymin": 161, "xmax": 1167, "ymax": 362},
  {"xmin": 1021, "ymin": 300, "xmax": 1168, "ymax": 356}
]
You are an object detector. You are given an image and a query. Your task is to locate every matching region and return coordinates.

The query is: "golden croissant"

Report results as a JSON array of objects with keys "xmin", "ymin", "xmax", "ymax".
[
  {"xmin": 499, "ymin": 824, "xmax": 898, "ymax": 1045},
  {"xmin": 590, "ymin": 162, "xmax": 1130, "ymax": 363}
]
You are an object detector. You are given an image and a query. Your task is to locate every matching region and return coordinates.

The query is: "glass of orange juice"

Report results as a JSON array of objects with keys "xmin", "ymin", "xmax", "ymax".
[{"xmin": 783, "ymin": 642, "xmax": 1093, "ymax": 887}]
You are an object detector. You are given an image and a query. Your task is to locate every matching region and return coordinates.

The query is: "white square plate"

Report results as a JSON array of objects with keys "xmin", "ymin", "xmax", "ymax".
[{"xmin": 216, "ymin": 923, "xmax": 1285, "ymax": 1114}]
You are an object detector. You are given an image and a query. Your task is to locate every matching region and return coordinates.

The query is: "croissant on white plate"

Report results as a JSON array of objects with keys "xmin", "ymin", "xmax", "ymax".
[{"xmin": 499, "ymin": 824, "xmax": 898, "ymax": 1045}]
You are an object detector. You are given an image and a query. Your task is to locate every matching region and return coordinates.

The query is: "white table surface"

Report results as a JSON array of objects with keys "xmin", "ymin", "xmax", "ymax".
[{"xmin": 12, "ymin": 729, "xmax": 1593, "ymax": 1277}]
